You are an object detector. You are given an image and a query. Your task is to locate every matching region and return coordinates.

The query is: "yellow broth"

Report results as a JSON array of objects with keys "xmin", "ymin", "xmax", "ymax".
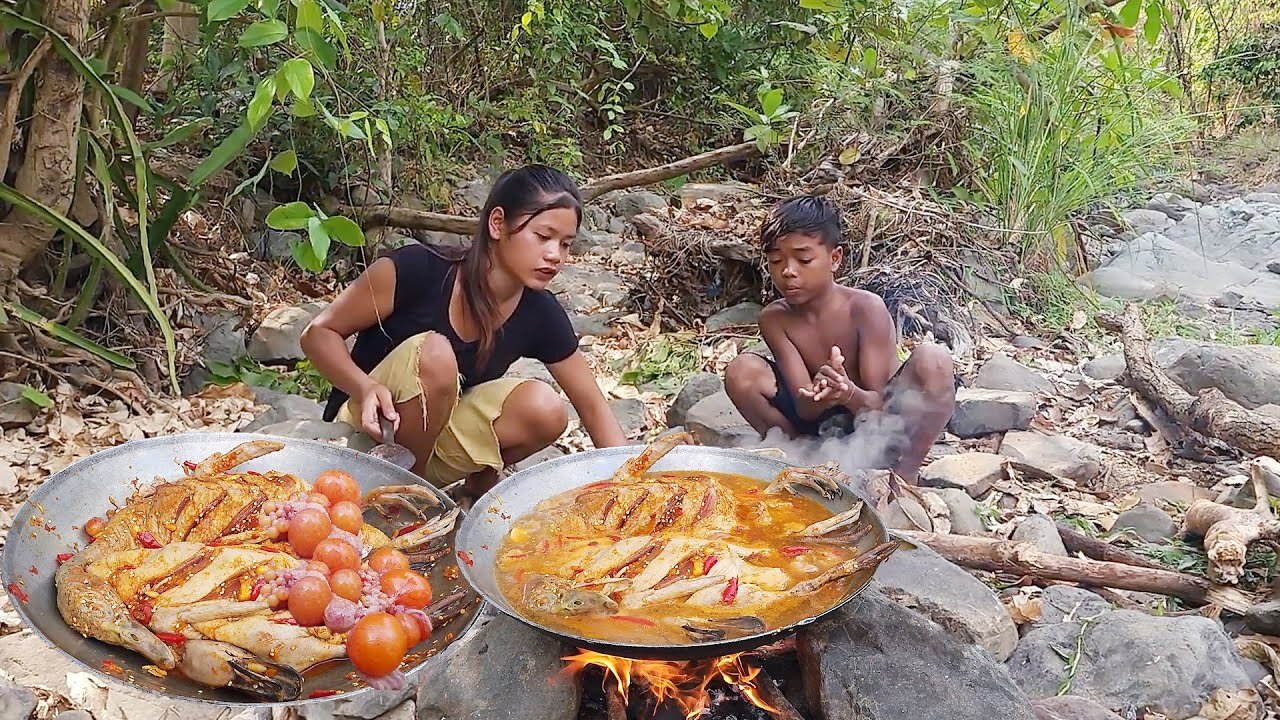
[{"xmin": 494, "ymin": 471, "xmax": 863, "ymax": 645}]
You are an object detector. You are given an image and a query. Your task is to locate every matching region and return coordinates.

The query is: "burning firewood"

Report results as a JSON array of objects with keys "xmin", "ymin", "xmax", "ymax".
[{"xmin": 1181, "ymin": 457, "xmax": 1280, "ymax": 585}]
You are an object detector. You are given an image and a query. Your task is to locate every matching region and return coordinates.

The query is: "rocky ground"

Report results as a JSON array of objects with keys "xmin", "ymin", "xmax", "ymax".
[{"xmin": 5, "ymin": 178, "xmax": 1280, "ymax": 720}]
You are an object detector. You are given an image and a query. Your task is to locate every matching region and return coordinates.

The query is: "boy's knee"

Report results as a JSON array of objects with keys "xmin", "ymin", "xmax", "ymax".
[
  {"xmin": 416, "ymin": 332, "xmax": 458, "ymax": 384},
  {"xmin": 907, "ymin": 343, "xmax": 955, "ymax": 391},
  {"xmin": 725, "ymin": 354, "xmax": 771, "ymax": 398}
]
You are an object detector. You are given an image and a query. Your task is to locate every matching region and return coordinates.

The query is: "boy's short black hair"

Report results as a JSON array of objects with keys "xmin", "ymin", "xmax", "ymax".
[{"xmin": 760, "ymin": 194, "xmax": 842, "ymax": 251}]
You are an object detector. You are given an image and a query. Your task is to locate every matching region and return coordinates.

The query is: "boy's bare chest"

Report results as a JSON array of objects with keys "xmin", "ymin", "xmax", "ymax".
[{"xmin": 786, "ymin": 319, "xmax": 859, "ymax": 376}]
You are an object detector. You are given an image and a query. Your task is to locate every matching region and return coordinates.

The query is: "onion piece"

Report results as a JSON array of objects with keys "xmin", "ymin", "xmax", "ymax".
[{"xmin": 324, "ymin": 597, "xmax": 360, "ymax": 633}]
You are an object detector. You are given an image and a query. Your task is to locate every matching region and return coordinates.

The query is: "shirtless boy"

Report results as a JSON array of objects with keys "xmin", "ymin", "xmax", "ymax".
[{"xmin": 723, "ymin": 195, "xmax": 956, "ymax": 482}]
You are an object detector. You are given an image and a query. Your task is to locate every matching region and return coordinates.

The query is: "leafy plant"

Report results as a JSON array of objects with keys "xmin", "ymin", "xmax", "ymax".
[
  {"xmin": 207, "ymin": 357, "xmax": 333, "ymax": 400},
  {"xmin": 265, "ymin": 202, "xmax": 366, "ymax": 272},
  {"xmin": 726, "ymin": 83, "xmax": 801, "ymax": 151},
  {"xmin": 618, "ymin": 334, "xmax": 704, "ymax": 392}
]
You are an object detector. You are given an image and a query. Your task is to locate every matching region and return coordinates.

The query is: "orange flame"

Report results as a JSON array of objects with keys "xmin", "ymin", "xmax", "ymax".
[{"xmin": 562, "ymin": 649, "xmax": 777, "ymax": 719}]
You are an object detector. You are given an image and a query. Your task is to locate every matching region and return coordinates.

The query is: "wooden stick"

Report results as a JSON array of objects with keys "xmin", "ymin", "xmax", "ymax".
[
  {"xmin": 605, "ymin": 674, "xmax": 626, "ymax": 720},
  {"xmin": 748, "ymin": 636, "xmax": 797, "ymax": 658},
  {"xmin": 899, "ymin": 531, "xmax": 1253, "ymax": 614},
  {"xmin": 752, "ymin": 669, "xmax": 805, "ymax": 720},
  {"xmin": 1055, "ymin": 522, "xmax": 1171, "ymax": 571},
  {"xmin": 1097, "ymin": 304, "xmax": 1280, "ymax": 458},
  {"xmin": 332, "ymin": 142, "xmax": 760, "ymax": 233}
]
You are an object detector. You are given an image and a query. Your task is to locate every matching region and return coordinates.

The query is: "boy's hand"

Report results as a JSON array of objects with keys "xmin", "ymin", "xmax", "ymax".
[{"xmin": 799, "ymin": 346, "xmax": 855, "ymax": 407}]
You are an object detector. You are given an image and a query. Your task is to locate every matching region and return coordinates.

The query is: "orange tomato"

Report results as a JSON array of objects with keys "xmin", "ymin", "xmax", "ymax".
[
  {"xmin": 347, "ymin": 613, "xmax": 407, "ymax": 677},
  {"xmin": 330, "ymin": 569, "xmax": 363, "ymax": 601},
  {"xmin": 396, "ymin": 612, "xmax": 422, "ymax": 646},
  {"xmin": 313, "ymin": 538, "xmax": 360, "ymax": 573},
  {"xmin": 329, "ymin": 501, "xmax": 363, "ymax": 535},
  {"xmin": 367, "ymin": 547, "xmax": 410, "ymax": 574},
  {"xmin": 314, "ymin": 470, "xmax": 361, "ymax": 506},
  {"xmin": 379, "ymin": 569, "xmax": 432, "ymax": 609}
]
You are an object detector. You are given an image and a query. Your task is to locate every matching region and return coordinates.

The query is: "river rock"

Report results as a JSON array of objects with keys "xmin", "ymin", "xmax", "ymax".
[
  {"xmin": 684, "ymin": 391, "xmax": 757, "ymax": 447},
  {"xmin": 923, "ymin": 488, "xmax": 988, "ymax": 536},
  {"xmin": 508, "ymin": 357, "xmax": 558, "ymax": 390},
  {"xmin": 415, "ymin": 609, "xmax": 581, "ymax": 720},
  {"xmin": 974, "ymin": 353, "xmax": 1055, "ymax": 394},
  {"xmin": 1011, "ymin": 514, "xmax": 1067, "ymax": 556},
  {"xmin": 240, "ymin": 388, "xmax": 323, "ymax": 432},
  {"xmin": 1111, "ymin": 502, "xmax": 1176, "ymax": 542},
  {"xmin": 1006, "ymin": 609, "xmax": 1256, "ymax": 718},
  {"xmin": 1031, "ymin": 586, "xmax": 1112, "ymax": 629},
  {"xmin": 1269, "ymin": 259, "xmax": 1280, "ymax": 274},
  {"xmin": 948, "ymin": 388, "xmax": 1036, "ymax": 438},
  {"xmin": 1077, "ymin": 266, "xmax": 1171, "ymax": 301},
  {"xmin": 571, "ymin": 311, "xmax": 620, "ymax": 338},
  {"xmin": 799, "ymin": 586, "xmax": 1035, "ymax": 720},
  {"xmin": 1244, "ymin": 599, "xmax": 1280, "ymax": 636},
  {"xmin": 512, "ymin": 445, "xmax": 565, "ymax": 473},
  {"xmin": 248, "ymin": 302, "xmax": 326, "ymax": 363},
  {"xmin": 0, "ymin": 381, "xmax": 39, "ymax": 429},
  {"xmin": 705, "ymin": 302, "xmax": 762, "ymax": 331},
  {"xmin": 1159, "ymin": 340, "xmax": 1280, "ymax": 409},
  {"xmin": 0, "ymin": 676, "xmax": 35, "ymax": 720},
  {"xmin": 1121, "ymin": 208, "xmax": 1174, "ymax": 236},
  {"xmin": 1000, "ymin": 432, "xmax": 1106, "ymax": 483},
  {"xmin": 1033, "ymin": 696, "xmax": 1125, "ymax": 720},
  {"xmin": 678, "ymin": 182, "xmax": 750, "ymax": 207},
  {"xmin": 254, "ymin": 419, "xmax": 373, "ymax": 451},
  {"xmin": 614, "ymin": 190, "xmax": 666, "ymax": 219},
  {"xmin": 667, "ymin": 372, "xmax": 724, "ymax": 426},
  {"xmin": 920, "ymin": 453, "xmax": 1006, "ymax": 497},
  {"xmin": 1137, "ymin": 480, "xmax": 1217, "ymax": 505},
  {"xmin": 874, "ymin": 544, "xmax": 1018, "ymax": 661},
  {"xmin": 1083, "ymin": 354, "xmax": 1126, "ymax": 381},
  {"xmin": 199, "ymin": 311, "xmax": 247, "ymax": 366}
]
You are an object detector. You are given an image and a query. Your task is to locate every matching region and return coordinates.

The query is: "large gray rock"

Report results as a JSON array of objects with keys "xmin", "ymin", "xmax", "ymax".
[
  {"xmin": 799, "ymin": 587, "xmax": 1036, "ymax": 720},
  {"xmin": 0, "ymin": 381, "xmax": 39, "ymax": 429},
  {"xmin": 1121, "ymin": 208, "xmax": 1174, "ymax": 236},
  {"xmin": 248, "ymin": 302, "xmax": 326, "ymax": 363},
  {"xmin": 255, "ymin": 419, "xmax": 373, "ymax": 451},
  {"xmin": 198, "ymin": 311, "xmax": 247, "ymax": 366},
  {"xmin": 614, "ymin": 190, "xmax": 666, "ymax": 219},
  {"xmin": 666, "ymin": 372, "xmax": 724, "ymax": 426},
  {"xmin": 1158, "ymin": 341, "xmax": 1280, "ymax": 409},
  {"xmin": 923, "ymin": 488, "xmax": 987, "ymax": 535},
  {"xmin": 1082, "ymin": 354, "xmax": 1126, "ymax": 381},
  {"xmin": 874, "ymin": 544, "xmax": 1018, "ymax": 661},
  {"xmin": 678, "ymin": 182, "xmax": 750, "ymax": 206},
  {"xmin": 705, "ymin": 302, "xmax": 763, "ymax": 331},
  {"xmin": 920, "ymin": 453, "xmax": 1006, "ymax": 497},
  {"xmin": 975, "ymin": 353, "xmax": 1055, "ymax": 394},
  {"xmin": 684, "ymin": 391, "xmax": 757, "ymax": 447},
  {"xmin": 948, "ymin": 388, "xmax": 1036, "ymax": 438},
  {"xmin": 1112, "ymin": 502, "xmax": 1176, "ymax": 542},
  {"xmin": 1007, "ymin": 609, "xmax": 1256, "ymax": 719},
  {"xmin": 0, "ymin": 676, "xmax": 35, "ymax": 720},
  {"xmin": 1244, "ymin": 599, "xmax": 1280, "ymax": 636},
  {"xmin": 415, "ymin": 609, "xmax": 581, "ymax": 720},
  {"xmin": 1011, "ymin": 514, "xmax": 1067, "ymax": 556},
  {"xmin": 1000, "ymin": 432, "xmax": 1106, "ymax": 483},
  {"xmin": 241, "ymin": 388, "xmax": 323, "ymax": 432},
  {"xmin": 1077, "ymin": 266, "xmax": 1172, "ymax": 301},
  {"xmin": 1033, "ymin": 696, "xmax": 1125, "ymax": 720},
  {"xmin": 1031, "ymin": 586, "xmax": 1112, "ymax": 630}
]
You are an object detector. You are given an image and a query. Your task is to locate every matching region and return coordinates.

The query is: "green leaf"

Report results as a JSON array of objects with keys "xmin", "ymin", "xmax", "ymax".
[
  {"xmin": 322, "ymin": 216, "xmax": 364, "ymax": 246},
  {"xmin": 759, "ymin": 87, "xmax": 784, "ymax": 116},
  {"xmin": 294, "ymin": 28, "xmax": 337, "ymax": 68},
  {"xmin": 269, "ymin": 149, "xmax": 298, "ymax": 175},
  {"xmin": 20, "ymin": 385, "xmax": 54, "ymax": 409},
  {"xmin": 698, "ymin": 21, "xmax": 718, "ymax": 38},
  {"xmin": 259, "ymin": 0, "xmax": 280, "ymax": 16},
  {"xmin": 142, "ymin": 118, "xmax": 212, "ymax": 151},
  {"xmin": 291, "ymin": 238, "xmax": 325, "ymax": 272},
  {"xmin": 238, "ymin": 19, "xmax": 288, "ymax": 47},
  {"xmin": 861, "ymin": 46, "xmax": 878, "ymax": 74},
  {"xmin": 1118, "ymin": 0, "xmax": 1142, "ymax": 27},
  {"xmin": 798, "ymin": 0, "xmax": 843, "ymax": 10},
  {"xmin": 267, "ymin": 201, "xmax": 315, "ymax": 230},
  {"xmin": 278, "ymin": 58, "xmax": 315, "ymax": 100},
  {"xmin": 231, "ymin": 155, "xmax": 272, "ymax": 198},
  {"xmin": 307, "ymin": 216, "xmax": 331, "ymax": 264},
  {"xmin": 1143, "ymin": 0, "xmax": 1162, "ymax": 44},
  {"xmin": 191, "ymin": 122, "xmax": 256, "ymax": 189},
  {"xmin": 207, "ymin": 0, "xmax": 251, "ymax": 22},
  {"xmin": 291, "ymin": 97, "xmax": 318, "ymax": 117},
  {"xmin": 247, "ymin": 76, "xmax": 276, "ymax": 130},
  {"xmin": 110, "ymin": 85, "xmax": 155, "ymax": 114},
  {"xmin": 295, "ymin": 0, "xmax": 324, "ymax": 30}
]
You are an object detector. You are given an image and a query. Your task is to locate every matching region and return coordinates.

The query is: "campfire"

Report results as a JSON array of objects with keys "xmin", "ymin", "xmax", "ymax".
[{"xmin": 563, "ymin": 648, "xmax": 807, "ymax": 720}]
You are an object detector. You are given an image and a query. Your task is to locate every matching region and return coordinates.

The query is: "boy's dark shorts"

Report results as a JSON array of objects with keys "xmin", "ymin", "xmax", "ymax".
[{"xmin": 760, "ymin": 356, "xmax": 907, "ymax": 439}]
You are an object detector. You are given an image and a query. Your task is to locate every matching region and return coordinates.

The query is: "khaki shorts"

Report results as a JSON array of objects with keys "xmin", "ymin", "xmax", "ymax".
[{"xmin": 336, "ymin": 332, "xmax": 529, "ymax": 487}]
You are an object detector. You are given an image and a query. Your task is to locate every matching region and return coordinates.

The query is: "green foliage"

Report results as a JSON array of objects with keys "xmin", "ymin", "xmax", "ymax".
[
  {"xmin": 618, "ymin": 334, "xmax": 704, "ymax": 393},
  {"xmin": 1203, "ymin": 22, "xmax": 1280, "ymax": 126},
  {"xmin": 207, "ymin": 358, "xmax": 333, "ymax": 400}
]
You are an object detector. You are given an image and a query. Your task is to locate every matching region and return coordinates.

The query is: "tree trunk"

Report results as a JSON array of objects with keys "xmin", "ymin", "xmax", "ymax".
[
  {"xmin": 118, "ymin": 9, "xmax": 153, "ymax": 125},
  {"xmin": 0, "ymin": 0, "xmax": 89, "ymax": 285},
  {"xmin": 152, "ymin": 3, "xmax": 198, "ymax": 92}
]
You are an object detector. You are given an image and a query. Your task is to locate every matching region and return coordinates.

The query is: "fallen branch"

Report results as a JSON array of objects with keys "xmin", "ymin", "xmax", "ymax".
[
  {"xmin": 1097, "ymin": 304, "xmax": 1280, "ymax": 458},
  {"xmin": 751, "ymin": 669, "xmax": 805, "ymax": 720},
  {"xmin": 1055, "ymin": 521, "xmax": 1171, "ymax": 571},
  {"xmin": 1182, "ymin": 457, "xmax": 1280, "ymax": 585},
  {"xmin": 899, "ymin": 531, "xmax": 1253, "ymax": 614},
  {"xmin": 333, "ymin": 141, "xmax": 760, "ymax": 233}
]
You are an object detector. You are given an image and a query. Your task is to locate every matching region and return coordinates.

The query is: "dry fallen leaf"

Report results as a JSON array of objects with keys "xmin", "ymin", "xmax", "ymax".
[{"xmin": 1198, "ymin": 687, "xmax": 1262, "ymax": 720}]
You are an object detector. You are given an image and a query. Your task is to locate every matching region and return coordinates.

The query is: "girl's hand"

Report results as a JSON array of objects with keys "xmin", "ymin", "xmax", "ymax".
[{"xmin": 356, "ymin": 383, "xmax": 399, "ymax": 441}]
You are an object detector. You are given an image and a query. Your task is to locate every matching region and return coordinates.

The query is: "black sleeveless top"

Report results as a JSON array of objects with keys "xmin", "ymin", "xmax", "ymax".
[{"xmin": 321, "ymin": 244, "xmax": 580, "ymax": 421}]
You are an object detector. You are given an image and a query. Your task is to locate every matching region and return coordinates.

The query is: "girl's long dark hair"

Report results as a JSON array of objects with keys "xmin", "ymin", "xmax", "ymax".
[{"xmin": 460, "ymin": 164, "xmax": 582, "ymax": 366}]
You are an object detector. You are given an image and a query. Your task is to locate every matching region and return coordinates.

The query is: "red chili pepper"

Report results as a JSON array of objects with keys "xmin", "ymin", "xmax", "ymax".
[
  {"xmin": 246, "ymin": 470, "xmax": 262, "ymax": 476},
  {"xmin": 136, "ymin": 531, "xmax": 161, "ymax": 549},
  {"xmin": 56, "ymin": 552, "xmax": 75, "ymax": 565},
  {"xmin": 395, "ymin": 521, "xmax": 425, "ymax": 538},
  {"xmin": 457, "ymin": 550, "xmax": 474, "ymax": 567},
  {"xmin": 7, "ymin": 583, "xmax": 28, "ymax": 603},
  {"xmin": 133, "ymin": 600, "xmax": 153, "ymax": 625},
  {"xmin": 702, "ymin": 556, "xmax": 719, "ymax": 574},
  {"xmin": 101, "ymin": 660, "xmax": 125, "ymax": 677},
  {"xmin": 780, "ymin": 546, "xmax": 810, "ymax": 557},
  {"xmin": 250, "ymin": 578, "xmax": 267, "ymax": 601},
  {"xmin": 610, "ymin": 614, "xmax": 657, "ymax": 627},
  {"xmin": 155, "ymin": 632, "xmax": 187, "ymax": 645},
  {"xmin": 308, "ymin": 690, "xmax": 340, "ymax": 699},
  {"xmin": 722, "ymin": 577, "xmax": 739, "ymax": 604},
  {"xmin": 183, "ymin": 461, "xmax": 198, "ymax": 471}
]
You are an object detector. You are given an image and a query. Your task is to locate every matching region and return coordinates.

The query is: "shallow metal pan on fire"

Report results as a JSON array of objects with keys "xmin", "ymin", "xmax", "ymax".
[
  {"xmin": 1, "ymin": 432, "xmax": 481, "ymax": 708},
  {"xmin": 455, "ymin": 440, "xmax": 891, "ymax": 662}
]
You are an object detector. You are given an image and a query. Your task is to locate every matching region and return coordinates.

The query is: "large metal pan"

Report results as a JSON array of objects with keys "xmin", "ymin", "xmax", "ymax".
[
  {"xmin": 1, "ymin": 432, "xmax": 481, "ymax": 708},
  {"xmin": 455, "ymin": 443, "xmax": 889, "ymax": 662}
]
